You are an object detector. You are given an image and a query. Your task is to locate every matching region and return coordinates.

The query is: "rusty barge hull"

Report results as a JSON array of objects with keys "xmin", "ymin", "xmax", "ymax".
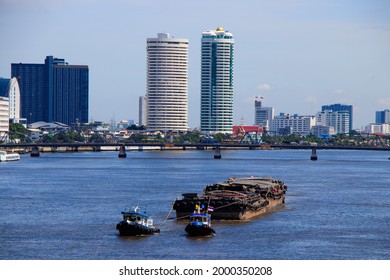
[
  {"xmin": 173, "ymin": 177, "xmax": 287, "ymax": 221},
  {"xmin": 175, "ymin": 196, "xmax": 285, "ymax": 220}
]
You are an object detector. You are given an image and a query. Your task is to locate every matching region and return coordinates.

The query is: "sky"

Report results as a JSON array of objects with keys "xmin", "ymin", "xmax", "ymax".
[{"xmin": 0, "ymin": 0, "xmax": 389, "ymax": 129}]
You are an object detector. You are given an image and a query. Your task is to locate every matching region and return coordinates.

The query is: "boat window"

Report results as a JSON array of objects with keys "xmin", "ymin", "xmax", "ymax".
[{"xmin": 202, "ymin": 217, "xmax": 207, "ymax": 222}]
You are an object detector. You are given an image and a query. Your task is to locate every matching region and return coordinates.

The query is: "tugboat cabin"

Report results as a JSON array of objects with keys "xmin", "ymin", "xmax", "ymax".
[
  {"xmin": 190, "ymin": 213, "xmax": 211, "ymax": 226},
  {"xmin": 121, "ymin": 210, "xmax": 153, "ymax": 228}
]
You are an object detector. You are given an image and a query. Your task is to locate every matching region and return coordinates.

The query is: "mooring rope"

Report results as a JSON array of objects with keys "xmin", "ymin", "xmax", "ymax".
[{"xmin": 156, "ymin": 202, "xmax": 175, "ymax": 227}]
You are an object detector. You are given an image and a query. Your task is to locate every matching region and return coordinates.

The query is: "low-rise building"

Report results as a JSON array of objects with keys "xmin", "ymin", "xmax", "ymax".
[
  {"xmin": 311, "ymin": 125, "xmax": 336, "ymax": 137},
  {"xmin": 365, "ymin": 123, "xmax": 390, "ymax": 135}
]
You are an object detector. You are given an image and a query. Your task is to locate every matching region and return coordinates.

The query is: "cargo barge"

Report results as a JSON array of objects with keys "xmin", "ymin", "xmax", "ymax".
[{"xmin": 173, "ymin": 177, "xmax": 287, "ymax": 220}]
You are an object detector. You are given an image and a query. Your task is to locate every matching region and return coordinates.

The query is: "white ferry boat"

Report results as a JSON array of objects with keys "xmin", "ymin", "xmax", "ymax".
[{"xmin": 0, "ymin": 151, "xmax": 20, "ymax": 162}]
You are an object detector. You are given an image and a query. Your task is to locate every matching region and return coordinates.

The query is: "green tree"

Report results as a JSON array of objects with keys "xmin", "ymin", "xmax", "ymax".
[
  {"xmin": 174, "ymin": 131, "xmax": 202, "ymax": 143},
  {"xmin": 213, "ymin": 133, "xmax": 228, "ymax": 142},
  {"xmin": 88, "ymin": 133, "xmax": 106, "ymax": 143},
  {"xmin": 9, "ymin": 123, "xmax": 30, "ymax": 142},
  {"xmin": 127, "ymin": 124, "xmax": 146, "ymax": 130}
]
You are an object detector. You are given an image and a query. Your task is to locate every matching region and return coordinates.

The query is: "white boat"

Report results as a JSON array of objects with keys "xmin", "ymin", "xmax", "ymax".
[{"xmin": 0, "ymin": 151, "xmax": 20, "ymax": 162}]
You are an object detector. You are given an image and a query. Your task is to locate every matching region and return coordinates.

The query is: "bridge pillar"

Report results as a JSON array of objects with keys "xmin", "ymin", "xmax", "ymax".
[
  {"xmin": 118, "ymin": 145, "xmax": 127, "ymax": 158},
  {"xmin": 93, "ymin": 146, "xmax": 101, "ymax": 152},
  {"xmin": 310, "ymin": 147, "xmax": 318, "ymax": 161},
  {"xmin": 30, "ymin": 146, "xmax": 40, "ymax": 157},
  {"xmin": 214, "ymin": 146, "xmax": 221, "ymax": 159}
]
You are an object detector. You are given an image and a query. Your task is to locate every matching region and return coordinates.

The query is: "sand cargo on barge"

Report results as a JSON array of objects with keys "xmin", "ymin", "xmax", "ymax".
[{"xmin": 173, "ymin": 177, "xmax": 287, "ymax": 220}]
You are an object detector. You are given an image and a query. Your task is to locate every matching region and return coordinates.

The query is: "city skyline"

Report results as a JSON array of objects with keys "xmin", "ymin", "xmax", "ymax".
[{"xmin": 0, "ymin": 0, "xmax": 389, "ymax": 129}]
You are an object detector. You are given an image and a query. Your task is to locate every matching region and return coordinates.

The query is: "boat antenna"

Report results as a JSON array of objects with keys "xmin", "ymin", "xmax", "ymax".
[{"xmin": 206, "ymin": 196, "xmax": 211, "ymax": 214}]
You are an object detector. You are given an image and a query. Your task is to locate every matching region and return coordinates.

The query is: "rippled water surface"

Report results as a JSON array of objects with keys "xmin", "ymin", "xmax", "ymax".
[{"xmin": 1, "ymin": 149, "xmax": 389, "ymax": 259}]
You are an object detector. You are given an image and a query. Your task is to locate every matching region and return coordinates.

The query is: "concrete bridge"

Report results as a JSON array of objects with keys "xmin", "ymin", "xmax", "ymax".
[{"xmin": 0, "ymin": 142, "xmax": 389, "ymax": 160}]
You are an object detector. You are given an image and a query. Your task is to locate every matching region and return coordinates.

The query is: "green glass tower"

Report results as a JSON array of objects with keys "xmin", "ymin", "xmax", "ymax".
[{"xmin": 200, "ymin": 27, "xmax": 234, "ymax": 134}]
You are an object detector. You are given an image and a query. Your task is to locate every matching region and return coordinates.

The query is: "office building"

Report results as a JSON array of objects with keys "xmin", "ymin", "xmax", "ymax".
[
  {"xmin": 146, "ymin": 33, "xmax": 188, "ymax": 131},
  {"xmin": 321, "ymin": 104, "xmax": 353, "ymax": 131},
  {"xmin": 271, "ymin": 113, "xmax": 315, "ymax": 136},
  {"xmin": 316, "ymin": 110, "xmax": 350, "ymax": 134},
  {"xmin": 254, "ymin": 100, "xmax": 274, "ymax": 131},
  {"xmin": 11, "ymin": 56, "xmax": 89, "ymax": 125},
  {"xmin": 200, "ymin": 27, "xmax": 234, "ymax": 134},
  {"xmin": 375, "ymin": 109, "xmax": 390, "ymax": 124}
]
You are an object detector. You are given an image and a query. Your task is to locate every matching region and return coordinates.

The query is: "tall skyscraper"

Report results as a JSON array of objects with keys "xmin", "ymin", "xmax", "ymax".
[
  {"xmin": 146, "ymin": 33, "xmax": 188, "ymax": 131},
  {"xmin": 11, "ymin": 56, "xmax": 89, "ymax": 125},
  {"xmin": 11, "ymin": 63, "xmax": 45, "ymax": 123},
  {"xmin": 200, "ymin": 27, "xmax": 234, "ymax": 134},
  {"xmin": 321, "ymin": 104, "xmax": 353, "ymax": 131}
]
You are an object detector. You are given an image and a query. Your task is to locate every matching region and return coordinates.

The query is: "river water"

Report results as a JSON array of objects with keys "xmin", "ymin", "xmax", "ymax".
[{"xmin": 0, "ymin": 149, "xmax": 389, "ymax": 260}]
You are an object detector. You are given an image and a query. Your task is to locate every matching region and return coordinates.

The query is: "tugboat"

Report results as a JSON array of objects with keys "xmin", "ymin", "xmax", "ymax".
[
  {"xmin": 116, "ymin": 206, "xmax": 160, "ymax": 236},
  {"xmin": 185, "ymin": 204, "xmax": 215, "ymax": 237}
]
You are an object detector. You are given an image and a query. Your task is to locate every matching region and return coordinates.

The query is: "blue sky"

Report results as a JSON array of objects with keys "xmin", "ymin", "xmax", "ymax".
[{"xmin": 0, "ymin": 0, "xmax": 389, "ymax": 129}]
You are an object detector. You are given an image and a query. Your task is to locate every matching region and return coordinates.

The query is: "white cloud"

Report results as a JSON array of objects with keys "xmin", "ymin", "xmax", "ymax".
[
  {"xmin": 378, "ymin": 97, "xmax": 390, "ymax": 106},
  {"xmin": 258, "ymin": 83, "xmax": 272, "ymax": 91}
]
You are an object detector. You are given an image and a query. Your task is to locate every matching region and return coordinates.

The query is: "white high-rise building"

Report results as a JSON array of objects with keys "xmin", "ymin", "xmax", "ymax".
[
  {"xmin": 200, "ymin": 27, "xmax": 234, "ymax": 134},
  {"xmin": 331, "ymin": 111, "xmax": 350, "ymax": 134},
  {"xmin": 7, "ymin": 78, "xmax": 21, "ymax": 120},
  {"xmin": 0, "ymin": 96, "xmax": 9, "ymax": 142},
  {"xmin": 0, "ymin": 77, "xmax": 21, "ymax": 121},
  {"xmin": 316, "ymin": 110, "xmax": 350, "ymax": 134},
  {"xmin": 146, "ymin": 33, "xmax": 188, "ymax": 131}
]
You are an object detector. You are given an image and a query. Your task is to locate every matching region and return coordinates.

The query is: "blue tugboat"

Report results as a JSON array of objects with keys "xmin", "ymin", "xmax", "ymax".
[
  {"xmin": 185, "ymin": 205, "xmax": 215, "ymax": 237},
  {"xmin": 116, "ymin": 206, "xmax": 160, "ymax": 236}
]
